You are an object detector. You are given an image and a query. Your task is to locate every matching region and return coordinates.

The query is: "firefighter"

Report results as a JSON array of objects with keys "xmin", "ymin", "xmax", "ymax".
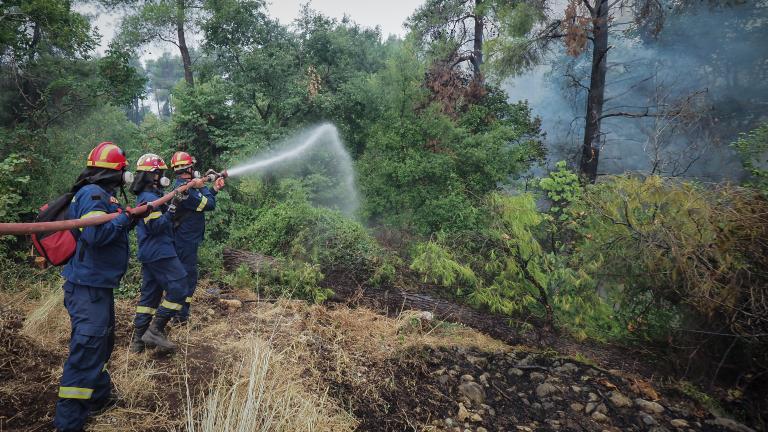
[
  {"xmin": 128, "ymin": 154, "xmax": 203, "ymax": 353},
  {"xmin": 168, "ymin": 151, "xmax": 225, "ymax": 323},
  {"xmin": 55, "ymin": 142, "xmax": 147, "ymax": 432}
]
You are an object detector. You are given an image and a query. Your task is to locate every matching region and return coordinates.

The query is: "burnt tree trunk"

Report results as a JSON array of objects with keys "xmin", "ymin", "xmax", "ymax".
[
  {"xmin": 176, "ymin": 0, "xmax": 194, "ymax": 87},
  {"xmin": 471, "ymin": 0, "xmax": 484, "ymax": 79},
  {"xmin": 579, "ymin": 0, "xmax": 609, "ymax": 183}
]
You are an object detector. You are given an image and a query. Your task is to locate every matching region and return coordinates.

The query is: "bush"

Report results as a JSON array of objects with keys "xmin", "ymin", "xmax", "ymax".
[
  {"xmin": 571, "ymin": 175, "xmax": 768, "ymax": 383},
  {"xmin": 227, "ymin": 190, "xmax": 383, "ymax": 281}
]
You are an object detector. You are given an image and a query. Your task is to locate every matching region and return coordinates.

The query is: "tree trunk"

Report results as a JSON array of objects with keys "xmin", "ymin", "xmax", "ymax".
[
  {"xmin": 176, "ymin": 0, "xmax": 194, "ymax": 87},
  {"xmin": 579, "ymin": 0, "xmax": 609, "ymax": 183},
  {"xmin": 472, "ymin": 0, "xmax": 484, "ymax": 79}
]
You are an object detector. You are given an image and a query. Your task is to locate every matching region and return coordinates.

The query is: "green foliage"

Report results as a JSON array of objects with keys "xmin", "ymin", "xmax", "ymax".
[
  {"xmin": 97, "ymin": 44, "xmax": 147, "ymax": 107},
  {"xmin": 539, "ymin": 160, "xmax": 581, "ymax": 219},
  {"xmin": 358, "ymin": 90, "xmax": 544, "ymax": 234},
  {"xmin": 224, "ymin": 261, "xmax": 332, "ymax": 304},
  {"xmin": 571, "ymin": 176, "xmax": 768, "ymax": 344},
  {"xmin": 410, "ymin": 241, "xmax": 478, "ymax": 291},
  {"xmin": 732, "ymin": 122, "xmax": 768, "ymax": 194},
  {"xmin": 226, "ymin": 184, "xmax": 383, "ymax": 279}
]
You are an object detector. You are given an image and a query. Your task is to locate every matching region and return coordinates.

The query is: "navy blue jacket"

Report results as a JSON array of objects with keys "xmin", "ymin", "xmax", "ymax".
[
  {"xmin": 61, "ymin": 184, "xmax": 131, "ymax": 289},
  {"xmin": 173, "ymin": 178, "xmax": 216, "ymax": 245},
  {"xmin": 136, "ymin": 189, "xmax": 177, "ymax": 263}
]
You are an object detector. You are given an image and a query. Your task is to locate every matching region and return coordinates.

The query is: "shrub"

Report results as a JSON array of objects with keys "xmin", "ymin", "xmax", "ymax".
[
  {"xmin": 571, "ymin": 175, "xmax": 768, "ymax": 384},
  {"xmin": 227, "ymin": 192, "xmax": 383, "ymax": 281},
  {"xmin": 732, "ymin": 122, "xmax": 768, "ymax": 195}
]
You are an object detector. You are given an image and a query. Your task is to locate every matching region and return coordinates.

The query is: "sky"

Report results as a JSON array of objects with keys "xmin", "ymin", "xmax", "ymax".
[{"xmin": 78, "ymin": 0, "xmax": 422, "ymax": 60}]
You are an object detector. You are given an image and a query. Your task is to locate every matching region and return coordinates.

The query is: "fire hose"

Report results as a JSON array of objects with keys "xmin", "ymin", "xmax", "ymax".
[{"xmin": 0, "ymin": 170, "xmax": 227, "ymax": 236}]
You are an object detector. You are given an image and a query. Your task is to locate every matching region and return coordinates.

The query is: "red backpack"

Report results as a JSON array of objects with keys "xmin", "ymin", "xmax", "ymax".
[{"xmin": 31, "ymin": 193, "xmax": 78, "ymax": 266}]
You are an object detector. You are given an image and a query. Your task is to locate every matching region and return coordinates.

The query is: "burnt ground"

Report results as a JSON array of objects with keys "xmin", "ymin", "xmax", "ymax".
[
  {"xmin": 0, "ymin": 288, "xmax": 762, "ymax": 432},
  {"xmin": 326, "ymin": 344, "xmax": 749, "ymax": 432},
  {"xmin": 0, "ymin": 306, "xmax": 63, "ymax": 430}
]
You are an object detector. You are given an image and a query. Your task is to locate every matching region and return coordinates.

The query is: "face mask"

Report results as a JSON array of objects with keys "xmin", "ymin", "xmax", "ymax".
[
  {"xmin": 123, "ymin": 171, "xmax": 134, "ymax": 185},
  {"xmin": 159, "ymin": 176, "xmax": 171, "ymax": 187}
]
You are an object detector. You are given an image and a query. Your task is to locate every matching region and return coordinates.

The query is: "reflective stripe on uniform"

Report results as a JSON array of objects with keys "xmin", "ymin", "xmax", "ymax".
[
  {"xmin": 79, "ymin": 210, "xmax": 107, "ymax": 231},
  {"xmin": 195, "ymin": 196, "xmax": 208, "ymax": 212},
  {"xmin": 58, "ymin": 386, "xmax": 94, "ymax": 399},
  {"xmin": 136, "ymin": 306, "xmax": 156, "ymax": 315},
  {"xmin": 143, "ymin": 211, "xmax": 162, "ymax": 223},
  {"xmin": 161, "ymin": 299, "xmax": 183, "ymax": 311},
  {"xmin": 185, "ymin": 297, "xmax": 193, "ymax": 303}
]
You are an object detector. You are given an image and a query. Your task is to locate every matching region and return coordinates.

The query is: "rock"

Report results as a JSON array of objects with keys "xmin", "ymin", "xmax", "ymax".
[
  {"xmin": 477, "ymin": 428, "xmax": 489, "ymax": 432},
  {"xmin": 435, "ymin": 367, "xmax": 447, "ymax": 375},
  {"xmin": 670, "ymin": 419, "xmax": 689, "ymax": 428},
  {"xmin": 571, "ymin": 385, "xmax": 582, "ymax": 392},
  {"xmin": 588, "ymin": 392, "xmax": 600, "ymax": 402},
  {"xmin": 206, "ymin": 308, "xmax": 216, "ymax": 316},
  {"xmin": 445, "ymin": 418, "xmax": 456, "ymax": 427},
  {"xmin": 591, "ymin": 412, "xmax": 609, "ymax": 422},
  {"xmin": 530, "ymin": 372, "xmax": 546, "ymax": 382},
  {"xmin": 543, "ymin": 402, "xmax": 555, "ymax": 410},
  {"xmin": 219, "ymin": 298, "xmax": 242, "ymax": 310},
  {"xmin": 706, "ymin": 417, "xmax": 757, "ymax": 432},
  {"xmin": 461, "ymin": 374, "xmax": 475, "ymax": 382},
  {"xmin": 596, "ymin": 403, "xmax": 608, "ymax": 414},
  {"xmin": 585, "ymin": 402, "xmax": 598, "ymax": 414},
  {"xmin": 417, "ymin": 311, "xmax": 434, "ymax": 321},
  {"xmin": 517, "ymin": 354, "xmax": 536, "ymax": 367},
  {"xmin": 609, "ymin": 391, "xmax": 633, "ymax": 408},
  {"xmin": 535, "ymin": 383, "xmax": 560, "ymax": 398},
  {"xmin": 480, "ymin": 404, "xmax": 496, "ymax": 417},
  {"xmin": 570, "ymin": 403, "xmax": 584, "ymax": 412},
  {"xmin": 457, "ymin": 403, "xmax": 470, "ymax": 422},
  {"xmin": 635, "ymin": 398, "xmax": 665, "ymax": 414},
  {"xmin": 555, "ymin": 363, "xmax": 580, "ymax": 374},
  {"xmin": 509, "ymin": 368, "xmax": 524, "ymax": 377},
  {"xmin": 438, "ymin": 375, "xmax": 451, "ymax": 385},
  {"xmin": 470, "ymin": 413, "xmax": 483, "ymax": 422},
  {"xmin": 516, "ymin": 427, "xmax": 533, "ymax": 432},
  {"xmin": 458, "ymin": 382, "xmax": 486, "ymax": 405},
  {"xmin": 640, "ymin": 413, "xmax": 657, "ymax": 426},
  {"xmin": 479, "ymin": 372, "xmax": 490, "ymax": 387},
  {"xmin": 466, "ymin": 355, "xmax": 488, "ymax": 368}
]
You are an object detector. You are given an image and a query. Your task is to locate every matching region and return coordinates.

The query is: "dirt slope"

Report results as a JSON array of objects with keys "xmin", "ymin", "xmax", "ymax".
[{"xmin": 0, "ymin": 286, "xmax": 759, "ymax": 432}]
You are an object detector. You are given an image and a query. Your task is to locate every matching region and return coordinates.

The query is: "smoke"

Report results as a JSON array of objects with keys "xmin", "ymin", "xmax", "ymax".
[
  {"xmin": 227, "ymin": 123, "xmax": 360, "ymax": 216},
  {"xmin": 504, "ymin": 2, "xmax": 768, "ymax": 180}
]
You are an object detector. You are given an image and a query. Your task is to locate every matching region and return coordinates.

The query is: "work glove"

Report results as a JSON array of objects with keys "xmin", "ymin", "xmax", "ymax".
[{"xmin": 130, "ymin": 202, "xmax": 154, "ymax": 220}]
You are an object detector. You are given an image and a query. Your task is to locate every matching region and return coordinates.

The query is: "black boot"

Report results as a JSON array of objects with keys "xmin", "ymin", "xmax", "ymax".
[
  {"xmin": 141, "ymin": 315, "xmax": 175, "ymax": 351},
  {"xmin": 129, "ymin": 325, "xmax": 148, "ymax": 353}
]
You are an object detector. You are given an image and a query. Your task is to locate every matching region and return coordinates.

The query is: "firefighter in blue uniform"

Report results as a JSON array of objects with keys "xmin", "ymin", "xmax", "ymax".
[
  {"xmin": 168, "ymin": 151, "xmax": 225, "ymax": 323},
  {"xmin": 55, "ymin": 142, "xmax": 147, "ymax": 432},
  {"xmin": 128, "ymin": 154, "xmax": 203, "ymax": 353}
]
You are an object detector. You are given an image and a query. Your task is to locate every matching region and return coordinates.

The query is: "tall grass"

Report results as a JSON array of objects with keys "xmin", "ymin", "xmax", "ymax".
[{"xmin": 185, "ymin": 335, "xmax": 356, "ymax": 432}]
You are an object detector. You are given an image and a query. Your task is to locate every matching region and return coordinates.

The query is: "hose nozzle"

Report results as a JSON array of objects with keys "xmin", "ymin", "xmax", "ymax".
[{"xmin": 204, "ymin": 169, "xmax": 228, "ymax": 182}]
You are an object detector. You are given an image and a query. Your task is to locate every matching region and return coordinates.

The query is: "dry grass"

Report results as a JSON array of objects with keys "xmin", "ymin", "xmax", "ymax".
[
  {"xmin": 185, "ymin": 334, "xmax": 357, "ymax": 432},
  {"xmin": 20, "ymin": 283, "xmax": 68, "ymax": 345},
  {"xmin": 5, "ymin": 285, "xmax": 512, "ymax": 431}
]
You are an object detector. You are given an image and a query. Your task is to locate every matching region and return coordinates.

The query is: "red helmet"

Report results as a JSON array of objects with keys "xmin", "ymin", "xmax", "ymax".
[
  {"xmin": 170, "ymin": 151, "xmax": 196, "ymax": 171},
  {"xmin": 136, "ymin": 153, "xmax": 168, "ymax": 172},
  {"xmin": 86, "ymin": 142, "xmax": 128, "ymax": 170}
]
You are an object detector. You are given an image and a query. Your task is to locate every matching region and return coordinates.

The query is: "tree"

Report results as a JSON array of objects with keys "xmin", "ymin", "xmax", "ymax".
[
  {"xmin": 547, "ymin": 0, "xmax": 760, "ymax": 181},
  {"xmin": 407, "ymin": 0, "xmax": 546, "ymax": 81},
  {"xmin": 109, "ymin": 0, "xmax": 200, "ymax": 86},
  {"xmin": 144, "ymin": 52, "xmax": 185, "ymax": 117}
]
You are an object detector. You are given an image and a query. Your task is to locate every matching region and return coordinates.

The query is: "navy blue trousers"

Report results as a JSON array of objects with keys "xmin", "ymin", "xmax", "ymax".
[
  {"xmin": 133, "ymin": 257, "xmax": 188, "ymax": 328},
  {"xmin": 54, "ymin": 282, "xmax": 115, "ymax": 432},
  {"xmin": 175, "ymin": 242, "xmax": 199, "ymax": 320}
]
